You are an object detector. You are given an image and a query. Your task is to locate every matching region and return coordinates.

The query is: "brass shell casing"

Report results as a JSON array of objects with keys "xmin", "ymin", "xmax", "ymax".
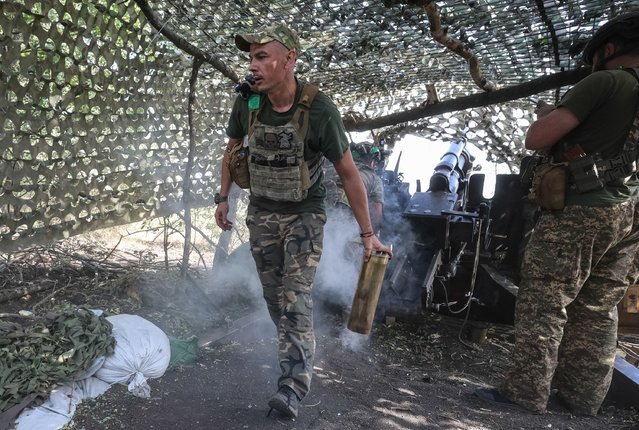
[{"xmin": 347, "ymin": 251, "xmax": 390, "ymax": 335}]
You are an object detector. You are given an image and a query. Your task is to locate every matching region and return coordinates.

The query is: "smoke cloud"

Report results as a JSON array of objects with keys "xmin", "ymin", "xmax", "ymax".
[{"xmin": 314, "ymin": 207, "xmax": 363, "ymax": 311}]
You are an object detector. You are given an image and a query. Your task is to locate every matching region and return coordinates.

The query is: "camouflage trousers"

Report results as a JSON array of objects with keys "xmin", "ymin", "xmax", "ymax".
[
  {"xmin": 501, "ymin": 200, "xmax": 639, "ymax": 415},
  {"xmin": 246, "ymin": 207, "xmax": 326, "ymax": 400}
]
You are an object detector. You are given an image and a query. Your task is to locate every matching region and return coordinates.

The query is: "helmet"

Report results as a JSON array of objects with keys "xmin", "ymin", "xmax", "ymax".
[
  {"xmin": 582, "ymin": 10, "xmax": 639, "ymax": 65},
  {"xmin": 350, "ymin": 142, "xmax": 381, "ymax": 163},
  {"xmin": 350, "ymin": 143, "xmax": 366, "ymax": 161}
]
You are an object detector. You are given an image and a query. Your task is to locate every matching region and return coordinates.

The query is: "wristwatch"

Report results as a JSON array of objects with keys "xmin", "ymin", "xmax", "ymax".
[{"xmin": 214, "ymin": 193, "xmax": 228, "ymax": 205}]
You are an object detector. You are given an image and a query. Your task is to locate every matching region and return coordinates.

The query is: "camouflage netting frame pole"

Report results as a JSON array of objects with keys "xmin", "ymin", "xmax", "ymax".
[{"xmin": 181, "ymin": 57, "xmax": 204, "ymax": 276}]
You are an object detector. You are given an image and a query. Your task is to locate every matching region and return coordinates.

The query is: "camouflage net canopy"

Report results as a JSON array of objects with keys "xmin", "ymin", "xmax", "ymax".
[{"xmin": 0, "ymin": 0, "xmax": 633, "ymax": 251}]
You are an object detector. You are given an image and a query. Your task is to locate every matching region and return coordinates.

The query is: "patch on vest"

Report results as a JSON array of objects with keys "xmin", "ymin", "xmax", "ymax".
[{"xmin": 259, "ymin": 131, "xmax": 294, "ymax": 150}]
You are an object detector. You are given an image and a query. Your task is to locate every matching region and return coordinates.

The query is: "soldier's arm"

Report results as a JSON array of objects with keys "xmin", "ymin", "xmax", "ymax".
[
  {"xmin": 525, "ymin": 107, "xmax": 579, "ymax": 151},
  {"xmin": 215, "ymin": 137, "xmax": 243, "ymax": 231}
]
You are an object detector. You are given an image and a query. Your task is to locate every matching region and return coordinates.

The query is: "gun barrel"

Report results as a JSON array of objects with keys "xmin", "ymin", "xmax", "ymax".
[{"xmin": 429, "ymin": 139, "xmax": 473, "ymax": 194}]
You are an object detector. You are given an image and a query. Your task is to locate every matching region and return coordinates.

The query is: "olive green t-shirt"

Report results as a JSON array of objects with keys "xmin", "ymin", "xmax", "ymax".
[
  {"xmin": 557, "ymin": 69, "xmax": 639, "ymax": 206},
  {"xmin": 226, "ymin": 81, "xmax": 350, "ymax": 214}
]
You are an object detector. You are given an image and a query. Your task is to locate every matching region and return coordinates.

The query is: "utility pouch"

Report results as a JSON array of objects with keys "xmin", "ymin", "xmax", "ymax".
[
  {"xmin": 227, "ymin": 143, "xmax": 250, "ymax": 189},
  {"xmin": 528, "ymin": 164, "xmax": 567, "ymax": 210},
  {"xmin": 567, "ymin": 155, "xmax": 604, "ymax": 193}
]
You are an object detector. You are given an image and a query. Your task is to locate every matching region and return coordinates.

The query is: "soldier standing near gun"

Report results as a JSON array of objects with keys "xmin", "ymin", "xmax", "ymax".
[
  {"xmin": 324, "ymin": 142, "xmax": 385, "ymax": 234},
  {"xmin": 352, "ymin": 142, "xmax": 385, "ymax": 234},
  {"xmin": 317, "ymin": 142, "xmax": 386, "ymax": 311},
  {"xmin": 214, "ymin": 24, "xmax": 391, "ymax": 418},
  {"xmin": 476, "ymin": 10, "xmax": 639, "ymax": 415}
]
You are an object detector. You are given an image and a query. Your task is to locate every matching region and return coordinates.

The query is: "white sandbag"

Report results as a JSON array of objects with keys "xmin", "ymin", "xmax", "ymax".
[
  {"xmin": 15, "ymin": 377, "xmax": 111, "ymax": 430},
  {"xmin": 94, "ymin": 314, "xmax": 171, "ymax": 398}
]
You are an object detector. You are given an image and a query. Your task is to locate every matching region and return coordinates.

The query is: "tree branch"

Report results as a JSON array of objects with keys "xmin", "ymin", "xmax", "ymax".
[
  {"xmin": 181, "ymin": 57, "xmax": 203, "ymax": 276},
  {"xmin": 133, "ymin": 0, "xmax": 239, "ymax": 83},
  {"xmin": 424, "ymin": 2, "xmax": 496, "ymax": 92}
]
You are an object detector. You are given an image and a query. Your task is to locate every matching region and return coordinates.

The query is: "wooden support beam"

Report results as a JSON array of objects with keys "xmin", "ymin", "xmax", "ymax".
[{"xmin": 344, "ymin": 67, "xmax": 591, "ymax": 132}]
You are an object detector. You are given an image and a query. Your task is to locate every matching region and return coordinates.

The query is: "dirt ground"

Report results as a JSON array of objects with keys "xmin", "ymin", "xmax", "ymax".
[
  {"xmin": 67, "ymin": 311, "xmax": 639, "ymax": 430},
  {"xmin": 2, "ymin": 228, "xmax": 639, "ymax": 430}
]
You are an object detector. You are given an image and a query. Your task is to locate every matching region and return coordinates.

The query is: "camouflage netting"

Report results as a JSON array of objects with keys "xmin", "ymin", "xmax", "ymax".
[
  {"xmin": 0, "ymin": 308, "xmax": 115, "ymax": 412},
  {"xmin": 0, "ymin": 0, "xmax": 633, "ymax": 251},
  {"xmin": 1, "ymin": 0, "xmax": 233, "ymax": 252}
]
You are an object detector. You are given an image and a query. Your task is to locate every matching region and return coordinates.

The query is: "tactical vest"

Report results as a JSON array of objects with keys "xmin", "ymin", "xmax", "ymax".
[{"xmin": 247, "ymin": 84, "xmax": 324, "ymax": 202}]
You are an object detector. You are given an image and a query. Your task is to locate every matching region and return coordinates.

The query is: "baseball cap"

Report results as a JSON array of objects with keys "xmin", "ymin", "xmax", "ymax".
[{"xmin": 235, "ymin": 24, "xmax": 301, "ymax": 52}]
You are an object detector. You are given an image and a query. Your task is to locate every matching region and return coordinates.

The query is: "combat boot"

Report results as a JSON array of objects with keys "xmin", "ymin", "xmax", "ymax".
[{"xmin": 268, "ymin": 385, "xmax": 300, "ymax": 418}]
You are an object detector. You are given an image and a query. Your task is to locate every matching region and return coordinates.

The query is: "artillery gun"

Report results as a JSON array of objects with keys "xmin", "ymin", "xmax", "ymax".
[
  {"xmin": 375, "ymin": 139, "xmax": 639, "ymax": 408},
  {"xmin": 378, "ymin": 139, "xmax": 533, "ymax": 325}
]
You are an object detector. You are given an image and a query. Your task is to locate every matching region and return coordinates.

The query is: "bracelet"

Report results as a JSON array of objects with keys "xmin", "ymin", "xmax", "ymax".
[{"xmin": 359, "ymin": 231, "xmax": 374, "ymax": 238}]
